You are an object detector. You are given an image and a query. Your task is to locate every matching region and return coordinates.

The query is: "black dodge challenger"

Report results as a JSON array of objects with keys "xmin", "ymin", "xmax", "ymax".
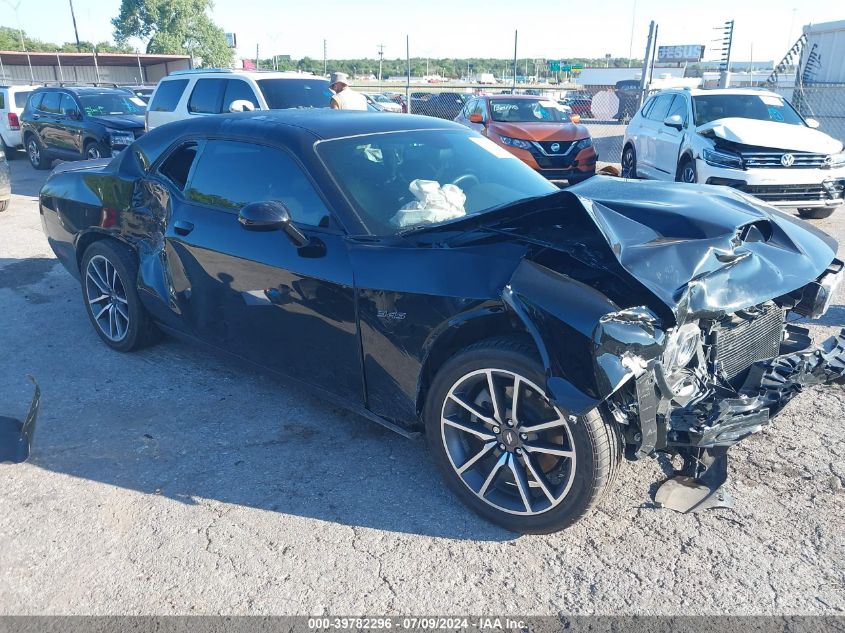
[{"xmin": 39, "ymin": 110, "xmax": 845, "ymax": 532}]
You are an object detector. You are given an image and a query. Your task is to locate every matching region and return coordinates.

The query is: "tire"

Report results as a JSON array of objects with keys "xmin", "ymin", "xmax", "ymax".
[
  {"xmin": 84, "ymin": 141, "xmax": 109, "ymax": 160},
  {"xmin": 677, "ymin": 158, "xmax": 697, "ymax": 183},
  {"xmin": 424, "ymin": 336, "xmax": 623, "ymax": 534},
  {"xmin": 798, "ymin": 207, "xmax": 835, "ymax": 220},
  {"xmin": 26, "ymin": 135, "xmax": 50, "ymax": 170},
  {"xmin": 80, "ymin": 240, "xmax": 160, "ymax": 352},
  {"xmin": 621, "ymin": 145, "xmax": 637, "ymax": 179},
  {"xmin": 0, "ymin": 199, "xmax": 8, "ymax": 212}
]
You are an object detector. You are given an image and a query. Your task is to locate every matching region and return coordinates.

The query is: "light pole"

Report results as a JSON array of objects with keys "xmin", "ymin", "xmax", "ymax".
[
  {"xmin": 68, "ymin": 0, "xmax": 81, "ymax": 52},
  {"xmin": 3, "ymin": 0, "xmax": 34, "ymax": 82},
  {"xmin": 377, "ymin": 44, "xmax": 384, "ymax": 83}
]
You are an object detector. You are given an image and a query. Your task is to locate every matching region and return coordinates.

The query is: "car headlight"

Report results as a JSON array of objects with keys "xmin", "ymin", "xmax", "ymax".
[
  {"xmin": 702, "ymin": 147, "xmax": 743, "ymax": 169},
  {"xmin": 661, "ymin": 322, "xmax": 701, "ymax": 372},
  {"xmin": 106, "ymin": 128, "xmax": 135, "ymax": 148},
  {"xmin": 499, "ymin": 135, "xmax": 533, "ymax": 151},
  {"xmin": 571, "ymin": 137, "xmax": 593, "ymax": 152},
  {"xmin": 824, "ymin": 152, "xmax": 845, "ymax": 168}
]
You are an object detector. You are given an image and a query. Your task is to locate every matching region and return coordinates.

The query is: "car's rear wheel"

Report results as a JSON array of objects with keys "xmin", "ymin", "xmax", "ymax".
[
  {"xmin": 2, "ymin": 136, "xmax": 18, "ymax": 159},
  {"xmin": 26, "ymin": 136, "xmax": 50, "ymax": 170},
  {"xmin": 798, "ymin": 207, "xmax": 835, "ymax": 220},
  {"xmin": 81, "ymin": 240, "xmax": 160, "ymax": 352},
  {"xmin": 677, "ymin": 158, "xmax": 697, "ymax": 183},
  {"xmin": 621, "ymin": 145, "xmax": 637, "ymax": 178},
  {"xmin": 425, "ymin": 337, "xmax": 623, "ymax": 533}
]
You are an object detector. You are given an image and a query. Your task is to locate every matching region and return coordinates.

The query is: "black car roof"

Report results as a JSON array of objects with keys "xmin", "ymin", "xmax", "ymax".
[{"xmin": 31, "ymin": 86, "xmax": 130, "ymax": 95}]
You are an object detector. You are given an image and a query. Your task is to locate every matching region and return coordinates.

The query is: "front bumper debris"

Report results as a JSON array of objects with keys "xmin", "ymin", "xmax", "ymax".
[{"xmin": 0, "ymin": 375, "xmax": 40, "ymax": 464}]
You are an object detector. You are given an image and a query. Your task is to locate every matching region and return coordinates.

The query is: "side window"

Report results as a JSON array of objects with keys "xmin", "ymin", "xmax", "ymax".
[
  {"xmin": 39, "ymin": 92, "xmax": 62, "ymax": 114},
  {"xmin": 186, "ymin": 140, "xmax": 331, "ymax": 227},
  {"xmin": 222, "ymin": 79, "xmax": 259, "ymax": 111},
  {"xmin": 149, "ymin": 79, "xmax": 188, "ymax": 112},
  {"xmin": 0, "ymin": 93, "xmax": 4, "ymax": 109},
  {"xmin": 188, "ymin": 79, "xmax": 225, "ymax": 114},
  {"xmin": 640, "ymin": 97, "xmax": 656, "ymax": 118},
  {"xmin": 158, "ymin": 142, "xmax": 199, "ymax": 191},
  {"xmin": 666, "ymin": 95, "xmax": 688, "ymax": 125},
  {"xmin": 60, "ymin": 94, "xmax": 78, "ymax": 116},
  {"xmin": 646, "ymin": 94, "xmax": 673, "ymax": 121},
  {"xmin": 27, "ymin": 92, "xmax": 44, "ymax": 112}
]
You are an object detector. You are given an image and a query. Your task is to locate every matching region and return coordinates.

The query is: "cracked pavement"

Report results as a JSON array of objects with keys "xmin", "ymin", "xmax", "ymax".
[{"xmin": 0, "ymin": 159, "xmax": 843, "ymax": 615}]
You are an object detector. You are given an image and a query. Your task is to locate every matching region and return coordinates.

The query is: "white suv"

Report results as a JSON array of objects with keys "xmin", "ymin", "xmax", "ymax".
[
  {"xmin": 0, "ymin": 84, "xmax": 35, "ymax": 157},
  {"xmin": 146, "ymin": 69, "xmax": 332, "ymax": 130},
  {"xmin": 622, "ymin": 88, "xmax": 845, "ymax": 219}
]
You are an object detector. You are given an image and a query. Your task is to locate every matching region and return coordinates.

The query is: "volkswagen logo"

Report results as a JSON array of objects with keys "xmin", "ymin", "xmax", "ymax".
[
  {"xmin": 781, "ymin": 153, "xmax": 795, "ymax": 167},
  {"xmin": 550, "ymin": 143, "xmax": 561, "ymax": 153}
]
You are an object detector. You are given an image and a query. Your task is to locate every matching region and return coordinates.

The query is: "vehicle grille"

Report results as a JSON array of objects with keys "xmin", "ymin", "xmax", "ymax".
[
  {"xmin": 533, "ymin": 140, "xmax": 575, "ymax": 155},
  {"xmin": 740, "ymin": 151, "xmax": 828, "ymax": 168},
  {"xmin": 711, "ymin": 303, "xmax": 784, "ymax": 382},
  {"xmin": 737, "ymin": 181, "xmax": 845, "ymax": 203}
]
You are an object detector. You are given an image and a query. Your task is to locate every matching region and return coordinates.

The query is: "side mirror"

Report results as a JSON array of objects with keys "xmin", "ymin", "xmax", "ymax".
[
  {"xmin": 570, "ymin": 114, "xmax": 581, "ymax": 124},
  {"xmin": 805, "ymin": 118, "xmax": 820, "ymax": 129},
  {"xmin": 238, "ymin": 201, "xmax": 309, "ymax": 247},
  {"xmin": 228, "ymin": 99, "xmax": 256, "ymax": 113},
  {"xmin": 663, "ymin": 114, "xmax": 684, "ymax": 129},
  {"xmin": 468, "ymin": 113, "xmax": 484, "ymax": 124}
]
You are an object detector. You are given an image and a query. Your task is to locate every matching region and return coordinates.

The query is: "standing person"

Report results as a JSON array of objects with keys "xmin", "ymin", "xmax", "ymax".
[{"xmin": 329, "ymin": 72, "xmax": 368, "ymax": 111}]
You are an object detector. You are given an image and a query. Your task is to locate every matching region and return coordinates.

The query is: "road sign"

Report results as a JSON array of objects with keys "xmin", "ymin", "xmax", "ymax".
[
  {"xmin": 548, "ymin": 60, "xmax": 560, "ymax": 72},
  {"xmin": 572, "ymin": 63, "xmax": 583, "ymax": 70},
  {"xmin": 561, "ymin": 64, "xmax": 572, "ymax": 72}
]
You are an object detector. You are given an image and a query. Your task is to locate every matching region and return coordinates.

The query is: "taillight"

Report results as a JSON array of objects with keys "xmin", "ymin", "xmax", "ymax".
[{"xmin": 7, "ymin": 112, "xmax": 19, "ymax": 130}]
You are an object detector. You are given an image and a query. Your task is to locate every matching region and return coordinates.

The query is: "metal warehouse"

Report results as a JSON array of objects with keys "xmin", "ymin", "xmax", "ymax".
[{"xmin": 0, "ymin": 51, "xmax": 191, "ymax": 85}]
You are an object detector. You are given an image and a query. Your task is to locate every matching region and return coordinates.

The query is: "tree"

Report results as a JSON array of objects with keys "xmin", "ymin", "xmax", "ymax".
[{"xmin": 112, "ymin": 0, "xmax": 232, "ymax": 67}]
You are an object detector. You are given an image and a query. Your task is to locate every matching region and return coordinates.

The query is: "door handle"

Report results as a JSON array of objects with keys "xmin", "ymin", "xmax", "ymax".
[{"xmin": 173, "ymin": 220, "xmax": 194, "ymax": 236}]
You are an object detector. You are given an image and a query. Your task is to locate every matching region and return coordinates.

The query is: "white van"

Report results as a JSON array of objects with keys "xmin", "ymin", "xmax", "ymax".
[
  {"xmin": 0, "ymin": 85, "xmax": 35, "ymax": 157},
  {"xmin": 145, "ymin": 69, "xmax": 333, "ymax": 130}
]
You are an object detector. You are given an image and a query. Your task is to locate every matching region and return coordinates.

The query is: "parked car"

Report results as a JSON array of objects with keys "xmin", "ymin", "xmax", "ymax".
[
  {"xmin": 146, "ymin": 69, "xmax": 333, "ymax": 130},
  {"xmin": 21, "ymin": 86, "xmax": 146, "ymax": 169},
  {"xmin": 386, "ymin": 92, "xmax": 408, "ymax": 113},
  {"xmin": 120, "ymin": 85, "xmax": 155, "ymax": 103},
  {"xmin": 412, "ymin": 92, "xmax": 468, "ymax": 119},
  {"xmin": 622, "ymin": 88, "xmax": 845, "ymax": 219},
  {"xmin": 455, "ymin": 94, "xmax": 596, "ymax": 183},
  {"xmin": 39, "ymin": 111, "xmax": 845, "ymax": 533},
  {"xmin": 562, "ymin": 96, "xmax": 593, "ymax": 119},
  {"xmin": 0, "ymin": 84, "xmax": 35, "ymax": 157},
  {"xmin": 364, "ymin": 93, "xmax": 402, "ymax": 113}
]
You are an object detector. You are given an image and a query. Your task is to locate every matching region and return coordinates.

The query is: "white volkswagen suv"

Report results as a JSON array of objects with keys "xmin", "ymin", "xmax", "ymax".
[{"xmin": 622, "ymin": 88, "xmax": 845, "ymax": 219}]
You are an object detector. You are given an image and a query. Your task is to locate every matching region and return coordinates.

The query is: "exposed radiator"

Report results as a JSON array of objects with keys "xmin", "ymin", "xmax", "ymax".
[{"xmin": 711, "ymin": 303, "xmax": 785, "ymax": 382}]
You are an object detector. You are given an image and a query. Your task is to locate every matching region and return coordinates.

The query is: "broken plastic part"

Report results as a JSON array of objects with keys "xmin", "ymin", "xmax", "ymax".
[
  {"xmin": 0, "ymin": 376, "xmax": 40, "ymax": 464},
  {"xmin": 655, "ymin": 446, "xmax": 733, "ymax": 513}
]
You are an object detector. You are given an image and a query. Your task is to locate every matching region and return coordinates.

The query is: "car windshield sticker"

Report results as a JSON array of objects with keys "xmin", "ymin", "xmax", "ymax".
[
  {"xmin": 768, "ymin": 107, "xmax": 784, "ymax": 122},
  {"xmin": 491, "ymin": 103, "xmax": 518, "ymax": 115},
  {"xmin": 468, "ymin": 136, "xmax": 519, "ymax": 159}
]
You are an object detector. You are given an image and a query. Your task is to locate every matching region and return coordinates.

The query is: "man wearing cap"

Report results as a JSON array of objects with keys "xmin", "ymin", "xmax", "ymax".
[{"xmin": 329, "ymin": 72, "xmax": 368, "ymax": 111}]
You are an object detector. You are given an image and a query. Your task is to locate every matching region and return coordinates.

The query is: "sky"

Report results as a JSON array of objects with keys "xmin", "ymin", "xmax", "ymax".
[{"xmin": 0, "ymin": 0, "xmax": 842, "ymax": 66}]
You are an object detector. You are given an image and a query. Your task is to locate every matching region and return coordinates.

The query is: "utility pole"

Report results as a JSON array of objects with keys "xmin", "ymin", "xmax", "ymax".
[
  {"xmin": 255, "ymin": 43, "xmax": 259, "ymax": 70},
  {"xmin": 628, "ymin": 0, "xmax": 637, "ymax": 67},
  {"xmin": 718, "ymin": 20, "xmax": 735, "ymax": 88},
  {"xmin": 512, "ymin": 30, "xmax": 518, "ymax": 90},
  {"xmin": 3, "ymin": 0, "xmax": 33, "ymax": 82},
  {"xmin": 638, "ymin": 20, "xmax": 656, "ymax": 106},
  {"xmin": 377, "ymin": 44, "xmax": 384, "ymax": 83},
  {"xmin": 323, "ymin": 39, "xmax": 327, "ymax": 76},
  {"xmin": 68, "ymin": 0, "xmax": 81, "ymax": 52}
]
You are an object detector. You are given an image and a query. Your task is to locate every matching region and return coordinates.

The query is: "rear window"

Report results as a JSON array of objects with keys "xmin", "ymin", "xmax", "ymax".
[
  {"xmin": 256, "ymin": 78, "xmax": 332, "ymax": 109},
  {"xmin": 14, "ymin": 91, "xmax": 31, "ymax": 108},
  {"xmin": 149, "ymin": 79, "xmax": 188, "ymax": 112}
]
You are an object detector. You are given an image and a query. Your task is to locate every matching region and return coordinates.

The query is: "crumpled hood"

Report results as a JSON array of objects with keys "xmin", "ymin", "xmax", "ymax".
[
  {"xmin": 87, "ymin": 114, "xmax": 145, "ymax": 130},
  {"xmin": 491, "ymin": 121, "xmax": 588, "ymax": 142},
  {"xmin": 560, "ymin": 177, "xmax": 838, "ymax": 320},
  {"xmin": 697, "ymin": 117, "xmax": 843, "ymax": 154}
]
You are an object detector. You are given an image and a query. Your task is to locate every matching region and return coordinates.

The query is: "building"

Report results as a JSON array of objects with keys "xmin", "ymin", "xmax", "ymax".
[{"xmin": 0, "ymin": 51, "xmax": 192, "ymax": 85}]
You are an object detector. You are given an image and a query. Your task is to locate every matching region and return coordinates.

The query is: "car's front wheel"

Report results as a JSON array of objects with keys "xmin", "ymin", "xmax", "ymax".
[
  {"xmin": 80, "ymin": 240, "xmax": 160, "ymax": 352},
  {"xmin": 798, "ymin": 207, "xmax": 835, "ymax": 220},
  {"xmin": 621, "ymin": 145, "xmax": 637, "ymax": 178},
  {"xmin": 677, "ymin": 158, "xmax": 697, "ymax": 183},
  {"xmin": 425, "ymin": 337, "xmax": 623, "ymax": 533},
  {"xmin": 84, "ymin": 141, "xmax": 109, "ymax": 160}
]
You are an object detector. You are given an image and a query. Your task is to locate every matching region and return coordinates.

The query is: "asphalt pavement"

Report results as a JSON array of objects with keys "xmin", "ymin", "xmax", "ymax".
[{"xmin": 0, "ymin": 156, "xmax": 843, "ymax": 615}]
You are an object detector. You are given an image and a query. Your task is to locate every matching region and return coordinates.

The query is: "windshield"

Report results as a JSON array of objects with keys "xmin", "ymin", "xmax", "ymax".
[
  {"xmin": 79, "ymin": 93, "xmax": 145, "ymax": 116},
  {"xmin": 257, "ymin": 78, "xmax": 333, "ymax": 109},
  {"xmin": 692, "ymin": 94, "xmax": 805, "ymax": 126},
  {"xmin": 317, "ymin": 129, "xmax": 558, "ymax": 235},
  {"xmin": 490, "ymin": 99, "xmax": 572, "ymax": 123}
]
